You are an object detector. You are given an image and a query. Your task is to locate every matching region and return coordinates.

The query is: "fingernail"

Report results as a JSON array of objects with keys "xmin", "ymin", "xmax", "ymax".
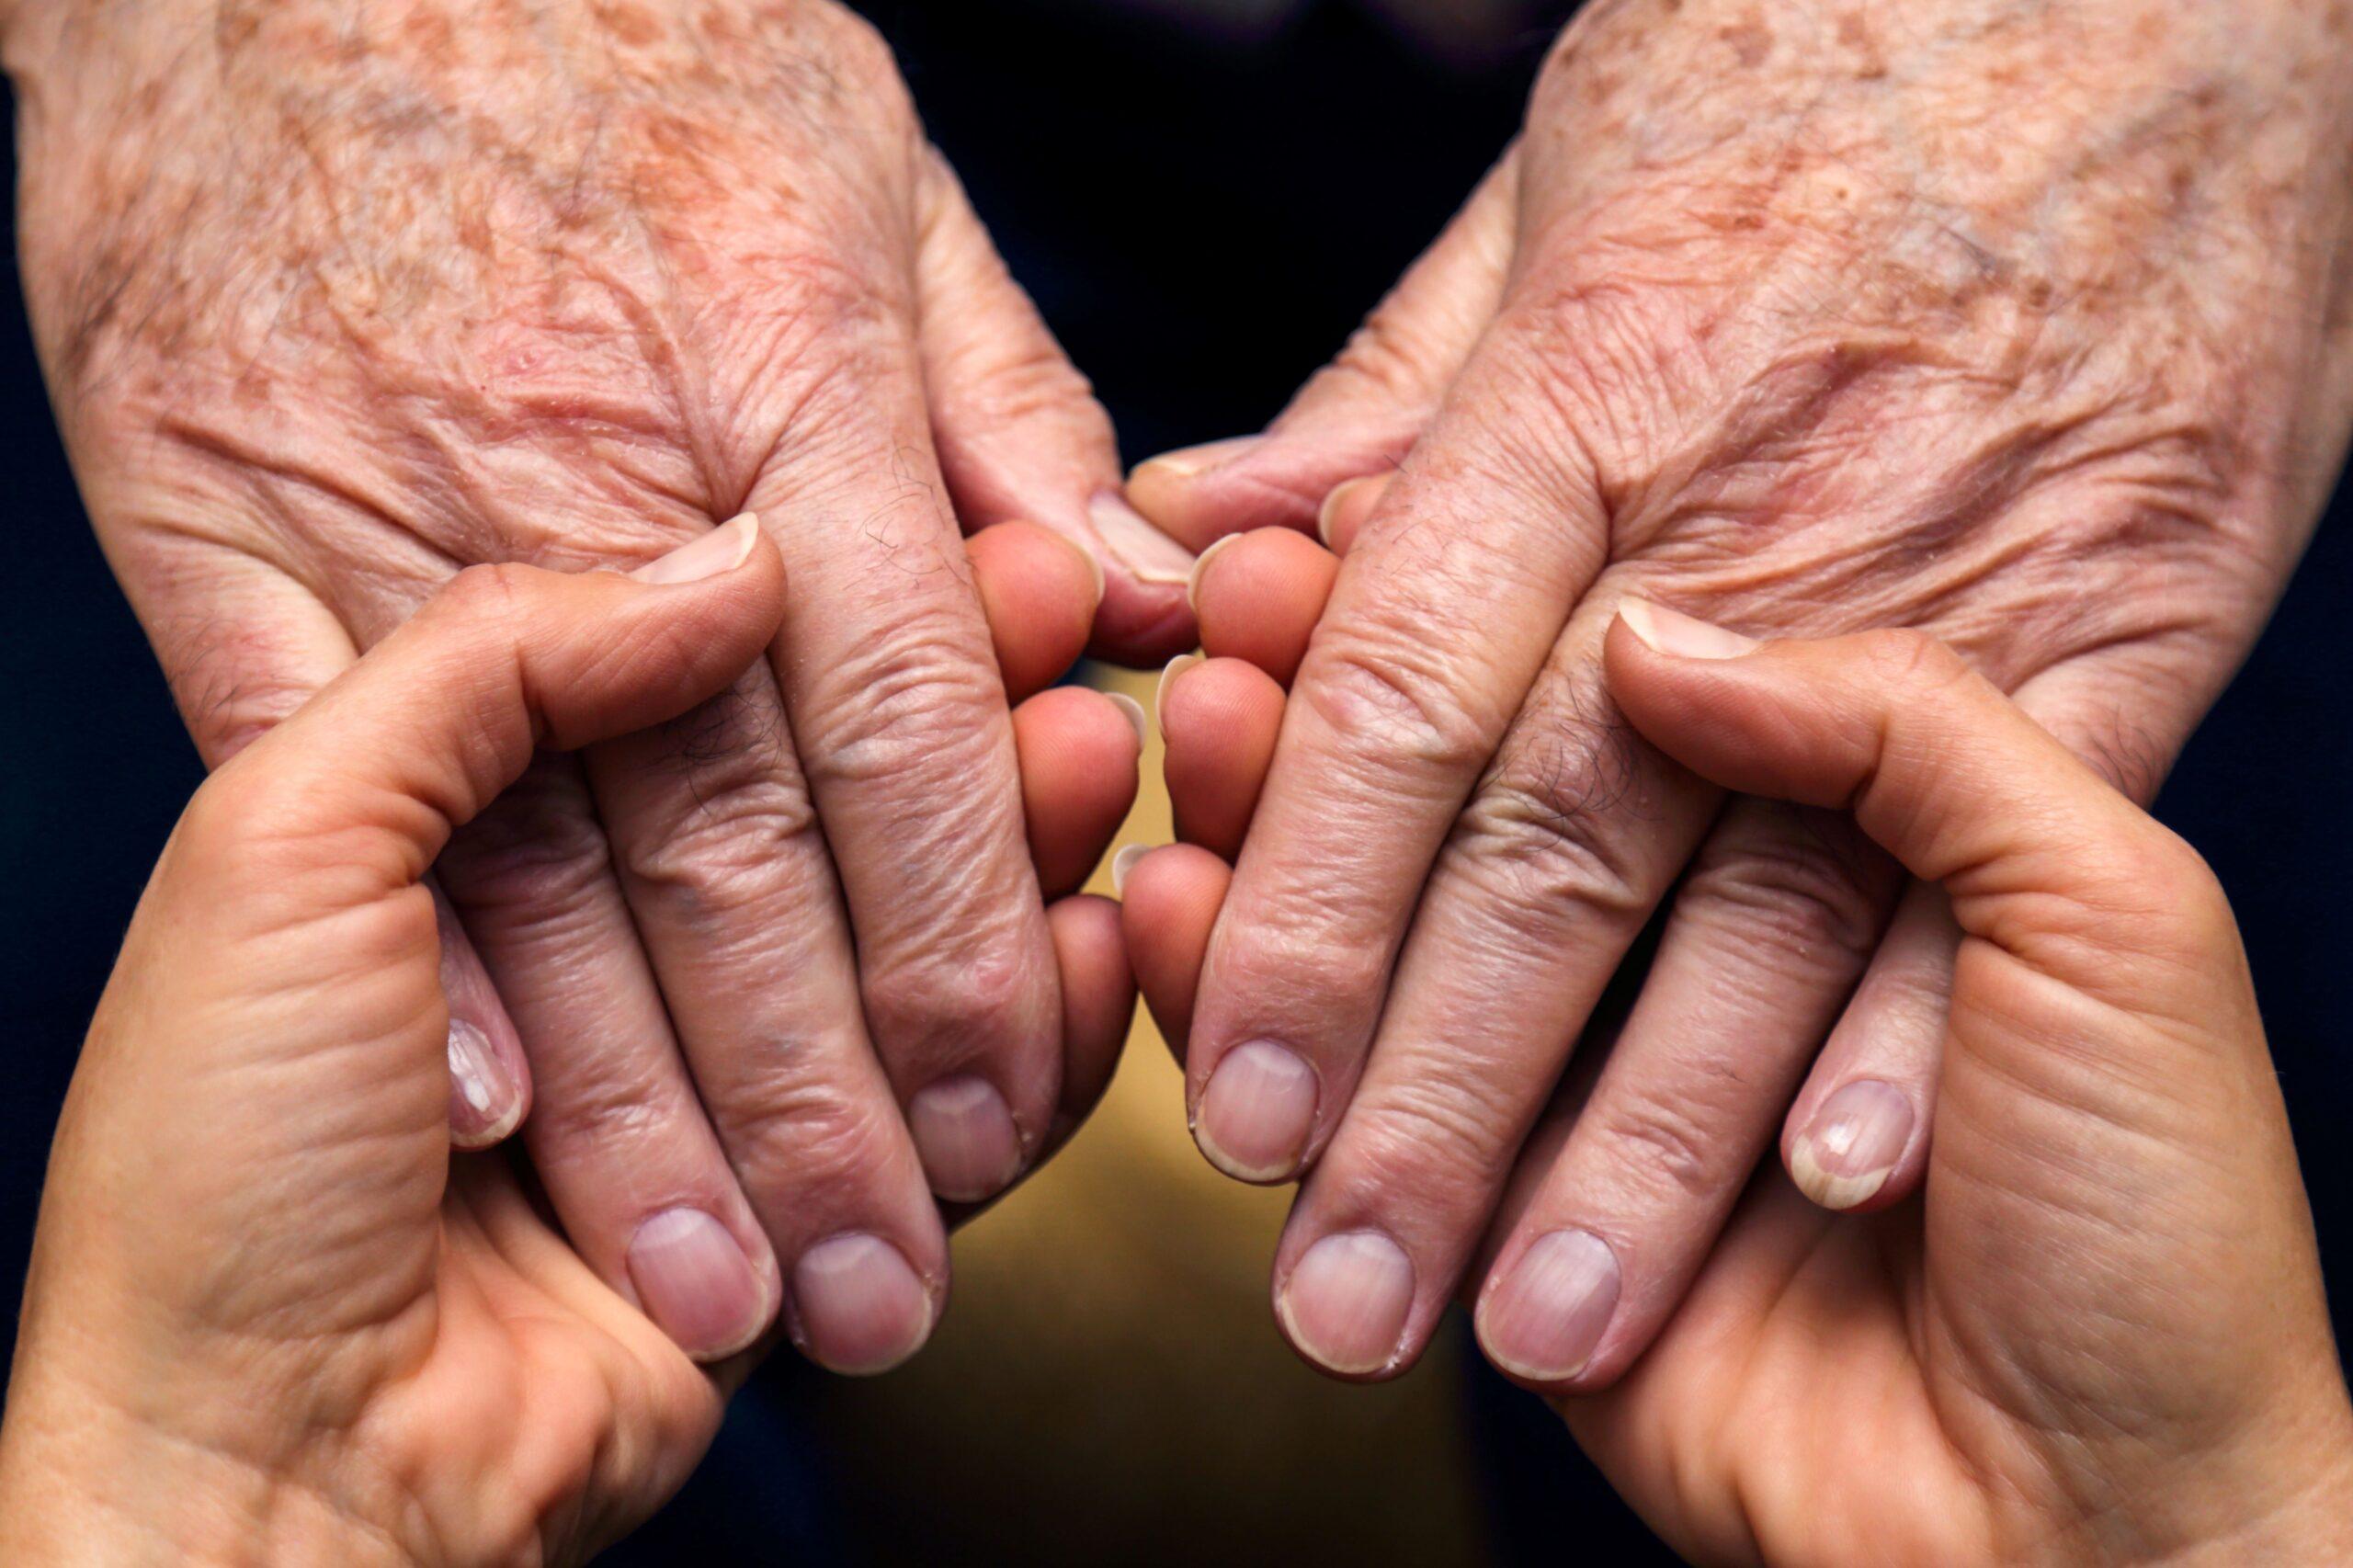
[
  {"xmin": 630, "ymin": 512, "xmax": 762, "ymax": 585},
  {"xmin": 1477, "ymin": 1229, "xmax": 1621, "ymax": 1383},
  {"xmin": 1131, "ymin": 435, "xmax": 1262, "ymax": 483},
  {"xmin": 907, "ymin": 1074, "xmax": 1023, "ymax": 1202},
  {"xmin": 1104, "ymin": 691, "xmax": 1149, "ymax": 748},
  {"xmin": 1194, "ymin": 1040, "xmax": 1318, "ymax": 1182},
  {"xmin": 1789, "ymin": 1079, "xmax": 1914, "ymax": 1210},
  {"xmin": 1068, "ymin": 529, "xmax": 1107, "ymax": 608},
  {"xmin": 1277, "ymin": 1232, "xmax": 1416, "ymax": 1376},
  {"xmin": 446, "ymin": 1018, "xmax": 522, "ymax": 1147},
  {"xmin": 791, "ymin": 1233, "xmax": 934, "ymax": 1376},
  {"xmin": 1154, "ymin": 653, "xmax": 1202, "ymax": 730},
  {"xmin": 627, "ymin": 1208, "xmax": 772, "ymax": 1361},
  {"xmin": 1616, "ymin": 598, "xmax": 1758, "ymax": 660},
  {"xmin": 1317, "ymin": 473, "xmax": 1391, "ymax": 551},
  {"xmin": 1090, "ymin": 493, "xmax": 1195, "ymax": 586},
  {"xmin": 1185, "ymin": 531, "xmax": 1244, "ymax": 615},
  {"xmin": 1110, "ymin": 843, "xmax": 1151, "ymax": 896}
]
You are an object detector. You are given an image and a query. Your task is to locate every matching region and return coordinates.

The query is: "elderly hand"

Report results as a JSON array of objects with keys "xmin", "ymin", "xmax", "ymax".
[
  {"xmin": 1123, "ymin": 0, "xmax": 2353, "ymax": 1383},
  {"xmin": 4, "ymin": 0, "xmax": 1180, "ymax": 1370},
  {"xmin": 0, "ymin": 529, "xmax": 1134, "ymax": 1564},
  {"xmin": 1130, "ymin": 608, "xmax": 2353, "ymax": 1563}
]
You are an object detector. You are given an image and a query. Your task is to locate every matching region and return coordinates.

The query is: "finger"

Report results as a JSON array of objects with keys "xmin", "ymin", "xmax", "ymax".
[
  {"xmin": 1597, "ymin": 604, "xmax": 2208, "ymax": 979},
  {"xmin": 133, "ymin": 549, "xmax": 530, "ymax": 1149},
  {"xmin": 1181, "ymin": 326, "xmax": 1617, "ymax": 1189},
  {"xmin": 583, "ymin": 661, "xmax": 944, "ymax": 1376},
  {"xmin": 217, "ymin": 518, "xmax": 782, "ymax": 899},
  {"xmin": 1773, "ymin": 649, "xmax": 2200, "ymax": 1215},
  {"xmin": 1325, "ymin": 793, "xmax": 1893, "ymax": 1387},
  {"xmin": 1189, "ymin": 527, "xmax": 1340, "ymax": 687},
  {"xmin": 967, "ymin": 520, "xmax": 1104, "ymax": 702},
  {"xmin": 438, "ymin": 755, "xmax": 787, "ymax": 1364},
  {"xmin": 1776, "ymin": 879, "xmax": 1953, "ymax": 1213},
  {"xmin": 746, "ymin": 310, "xmax": 1063, "ymax": 1209},
  {"xmin": 914, "ymin": 148, "xmax": 1196, "ymax": 662},
  {"xmin": 1317, "ymin": 472, "xmax": 1394, "ymax": 556},
  {"xmin": 1128, "ymin": 151, "xmax": 1519, "ymax": 551},
  {"xmin": 1259, "ymin": 583, "xmax": 1725, "ymax": 1379},
  {"xmin": 1160, "ymin": 656, "xmax": 1285, "ymax": 859},
  {"xmin": 433, "ymin": 882, "xmax": 529, "ymax": 1149},
  {"xmin": 1117, "ymin": 844, "xmax": 1231, "ymax": 1065},
  {"xmin": 1012, "ymin": 685, "xmax": 1146, "ymax": 898}
]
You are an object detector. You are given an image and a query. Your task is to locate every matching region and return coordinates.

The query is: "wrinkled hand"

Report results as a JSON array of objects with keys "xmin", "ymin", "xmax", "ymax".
[
  {"xmin": 6, "ymin": 0, "xmax": 1186, "ymax": 1370},
  {"xmin": 0, "ymin": 536, "xmax": 949, "ymax": 1564},
  {"xmin": 1131, "ymin": 608, "xmax": 2353, "ymax": 1564},
  {"xmin": 1125, "ymin": 0, "xmax": 2353, "ymax": 1384}
]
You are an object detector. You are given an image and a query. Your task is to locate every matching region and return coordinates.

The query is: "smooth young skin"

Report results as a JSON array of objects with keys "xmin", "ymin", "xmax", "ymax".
[
  {"xmin": 2, "ymin": 0, "xmax": 1173, "ymax": 1370},
  {"xmin": 1129, "ymin": 0, "xmax": 2353, "ymax": 1386},
  {"xmin": 0, "ymin": 529, "xmax": 1135, "ymax": 1565},
  {"xmin": 1127, "ymin": 607, "xmax": 2353, "ymax": 1564}
]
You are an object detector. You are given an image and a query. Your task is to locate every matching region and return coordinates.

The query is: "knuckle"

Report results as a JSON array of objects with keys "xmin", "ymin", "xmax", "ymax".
[
  {"xmin": 1679, "ymin": 820, "xmax": 1886, "ymax": 964},
  {"xmin": 1347, "ymin": 1069, "xmax": 1528, "ymax": 1199},
  {"xmin": 528, "ymin": 1062, "xmax": 683, "ymax": 1154},
  {"xmin": 1449, "ymin": 714, "xmax": 1651, "ymax": 924},
  {"xmin": 860, "ymin": 929, "xmax": 1033, "ymax": 1062},
  {"xmin": 799, "ymin": 626, "xmax": 1004, "ymax": 791},
  {"xmin": 1589, "ymin": 1095, "xmax": 1729, "ymax": 1204},
  {"xmin": 1856, "ymin": 627, "xmax": 1968, "ymax": 694},
  {"xmin": 439, "ymin": 774, "xmax": 618, "ymax": 927},
  {"xmin": 617, "ymin": 688, "xmax": 822, "ymax": 904},
  {"xmin": 1304, "ymin": 631, "xmax": 1495, "ymax": 775},
  {"xmin": 429, "ymin": 561, "xmax": 532, "ymax": 631},
  {"xmin": 718, "ymin": 1066, "xmax": 907, "ymax": 1211}
]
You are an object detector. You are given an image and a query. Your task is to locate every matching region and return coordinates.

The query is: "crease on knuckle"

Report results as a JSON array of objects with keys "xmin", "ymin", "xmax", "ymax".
[
  {"xmin": 1450, "ymin": 712, "xmax": 1652, "ymax": 923},
  {"xmin": 1304, "ymin": 631, "xmax": 1496, "ymax": 776},
  {"xmin": 800, "ymin": 627, "xmax": 1004, "ymax": 790},
  {"xmin": 442, "ymin": 786, "xmax": 617, "ymax": 928},
  {"xmin": 1348, "ymin": 1065, "xmax": 1531, "ymax": 1200},
  {"xmin": 860, "ymin": 929, "xmax": 1035, "ymax": 1062},
  {"xmin": 1680, "ymin": 823, "xmax": 1886, "ymax": 963},
  {"xmin": 1591, "ymin": 1095, "xmax": 1730, "ymax": 1204},
  {"xmin": 717, "ymin": 1067, "xmax": 905, "ymax": 1206}
]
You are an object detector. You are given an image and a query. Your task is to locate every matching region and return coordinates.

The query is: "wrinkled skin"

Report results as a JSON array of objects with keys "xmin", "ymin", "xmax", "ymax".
[
  {"xmin": 5, "ymin": 0, "xmax": 1186, "ymax": 1370},
  {"xmin": 1125, "ymin": 614, "xmax": 2353, "ymax": 1564},
  {"xmin": 0, "ymin": 547, "xmax": 1134, "ymax": 1565},
  {"xmin": 1128, "ymin": 0, "xmax": 2353, "ymax": 1389}
]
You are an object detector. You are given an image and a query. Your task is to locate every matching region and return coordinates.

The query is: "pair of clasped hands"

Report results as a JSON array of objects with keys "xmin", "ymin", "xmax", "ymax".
[
  {"xmin": 4, "ymin": 523, "xmax": 2352, "ymax": 1565},
  {"xmin": 6, "ymin": 0, "xmax": 2353, "ymax": 1560}
]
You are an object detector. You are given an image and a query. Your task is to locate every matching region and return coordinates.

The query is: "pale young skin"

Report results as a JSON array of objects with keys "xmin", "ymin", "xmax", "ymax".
[
  {"xmin": 1, "ymin": 0, "xmax": 1180, "ymax": 1371},
  {"xmin": 1123, "ymin": 606, "xmax": 2353, "ymax": 1564},
  {"xmin": 1127, "ymin": 0, "xmax": 2353, "ymax": 1389},
  {"xmin": 0, "ymin": 526, "xmax": 1133, "ymax": 1565}
]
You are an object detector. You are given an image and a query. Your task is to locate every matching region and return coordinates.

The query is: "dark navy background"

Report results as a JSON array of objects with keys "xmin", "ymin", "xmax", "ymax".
[{"xmin": 5, "ymin": 4, "xmax": 2346, "ymax": 1562}]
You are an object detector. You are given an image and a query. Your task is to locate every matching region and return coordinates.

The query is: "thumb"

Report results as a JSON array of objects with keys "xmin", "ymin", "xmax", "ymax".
[
  {"xmin": 213, "ymin": 515, "xmax": 785, "ymax": 900},
  {"xmin": 1600, "ymin": 600, "xmax": 2230, "ymax": 1023}
]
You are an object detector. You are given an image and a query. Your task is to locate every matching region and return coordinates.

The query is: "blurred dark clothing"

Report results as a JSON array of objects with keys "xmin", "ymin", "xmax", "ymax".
[{"xmin": 5, "ymin": 4, "xmax": 2347, "ymax": 1563}]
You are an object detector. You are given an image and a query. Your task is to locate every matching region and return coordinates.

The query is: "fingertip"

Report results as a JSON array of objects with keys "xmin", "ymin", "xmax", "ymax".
[
  {"xmin": 1119, "ymin": 843, "xmax": 1231, "ymax": 1060},
  {"xmin": 1316, "ymin": 472, "xmax": 1393, "ymax": 555},
  {"xmin": 969, "ymin": 520, "xmax": 1097, "ymax": 700},
  {"xmin": 1161, "ymin": 655, "xmax": 1285, "ymax": 858},
  {"xmin": 1047, "ymin": 892, "xmax": 1135, "ymax": 1125},
  {"xmin": 1012, "ymin": 686, "xmax": 1144, "ymax": 898},
  {"xmin": 1193, "ymin": 528, "xmax": 1337, "ymax": 686}
]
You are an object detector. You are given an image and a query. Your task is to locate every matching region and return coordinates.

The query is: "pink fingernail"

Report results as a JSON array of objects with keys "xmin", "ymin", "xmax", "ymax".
[
  {"xmin": 1194, "ymin": 1040, "xmax": 1318, "ymax": 1182},
  {"xmin": 1091, "ymin": 494, "xmax": 1197, "ymax": 586},
  {"xmin": 1154, "ymin": 653, "xmax": 1202, "ymax": 730},
  {"xmin": 1277, "ymin": 1232, "xmax": 1415, "ymax": 1376},
  {"xmin": 1110, "ymin": 843, "xmax": 1151, "ymax": 896},
  {"xmin": 792, "ymin": 1233, "xmax": 934, "ymax": 1376},
  {"xmin": 907, "ymin": 1074, "xmax": 1023, "ymax": 1202},
  {"xmin": 627, "ymin": 1208, "xmax": 772, "ymax": 1361},
  {"xmin": 1185, "ymin": 531, "xmax": 1244, "ymax": 615},
  {"xmin": 1790, "ymin": 1079, "xmax": 1914, "ymax": 1210},
  {"xmin": 630, "ymin": 513, "xmax": 761, "ymax": 585},
  {"xmin": 1477, "ymin": 1229, "xmax": 1620, "ymax": 1383},
  {"xmin": 1616, "ymin": 599, "xmax": 1758, "ymax": 660},
  {"xmin": 445, "ymin": 1018, "xmax": 522, "ymax": 1148}
]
